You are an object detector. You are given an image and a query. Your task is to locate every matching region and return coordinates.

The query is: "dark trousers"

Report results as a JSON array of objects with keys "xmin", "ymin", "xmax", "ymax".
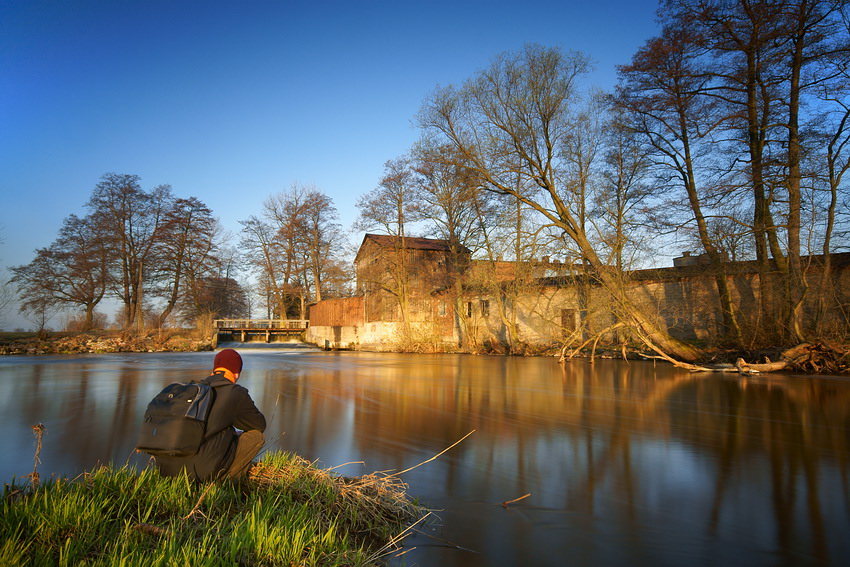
[{"xmin": 227, "ymin": 430, "xmax": 264, "ymax": 478}]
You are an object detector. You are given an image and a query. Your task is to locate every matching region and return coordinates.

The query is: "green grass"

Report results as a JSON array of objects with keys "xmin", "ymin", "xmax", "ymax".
[{"xmin": 2, "ymin": 451, "xmax": 425, "ymax": 566}]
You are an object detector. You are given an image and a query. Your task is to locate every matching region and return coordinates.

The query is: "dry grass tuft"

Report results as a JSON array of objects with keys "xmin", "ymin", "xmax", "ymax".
[{"xmin": 248, "ymin": 455, "xmax": 424, "ymax": 544}]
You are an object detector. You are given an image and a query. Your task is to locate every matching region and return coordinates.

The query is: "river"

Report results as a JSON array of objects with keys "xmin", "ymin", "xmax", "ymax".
[{"xmin": 1, "ymin": 345, "xmax": 848, "ymax": 566}]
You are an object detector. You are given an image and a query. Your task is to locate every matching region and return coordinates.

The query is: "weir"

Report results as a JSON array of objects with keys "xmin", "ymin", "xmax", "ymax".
[{"xmin": 213, "ymin": 319, "xmax": 309, "ymax": 344}]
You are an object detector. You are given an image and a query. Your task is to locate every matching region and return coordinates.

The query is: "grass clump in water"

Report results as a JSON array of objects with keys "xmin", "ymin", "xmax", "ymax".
[{"xmin": 1, "ymin": 451, "xmax": 426, "ymax": 566}]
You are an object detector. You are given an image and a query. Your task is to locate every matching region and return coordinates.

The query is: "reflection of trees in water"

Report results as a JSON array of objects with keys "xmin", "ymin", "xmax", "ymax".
[
  {"xmin": 44, "ymin": 363, "xmax": 145, "ymax": 473},
  {"xmin": 559, "ymin": 367, "xmax": 848, "ymax": 563},
  {"xmin": 22, "ymin": 363, "xmax": 45, "ymax": 419},
  {"xmin": 113, "ymin": 353, "xmax": 846, "ymax": 563},
  {"xmin": 258, "ymin": 363, "xmax": 368, "ymax": 465},
  {"xmin": 276, "ymin": 356, "xmax": 850, "ymax": 562},
  {"xmin": 57, "ymin": 366, "xmax": 91, "ymax": 464},
  {"xmin": 664, "ymin": 377, "xmax": 850, "ymax": 564},
  {"xmin": 6, "ymin": 354, "xmax": 849, "ymax": 563},
  {"xmin": 106, "ymin": 367, "xmax": 141, "ymax": 460}
]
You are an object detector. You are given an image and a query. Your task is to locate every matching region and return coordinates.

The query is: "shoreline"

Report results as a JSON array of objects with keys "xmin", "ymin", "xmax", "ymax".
[
  {"xmin": 2, "ymin": 330, "xmax": 847, "ymax": 376},
  {"xmin": 0, "ymin": 330, "xmax": 214, "ymax": 356}
]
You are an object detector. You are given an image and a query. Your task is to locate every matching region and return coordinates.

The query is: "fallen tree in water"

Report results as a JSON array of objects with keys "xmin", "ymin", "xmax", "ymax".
[
  {"xmin": 640, "ymin": 342, "xmax": 850, "ymax": 375},
  {"xmin": 733, "ymin": 343, "xmax": 850, "ymax": 375},
  {"xmin": 559, "ymin": 327, "xmax": 850, "ymax": 375}
]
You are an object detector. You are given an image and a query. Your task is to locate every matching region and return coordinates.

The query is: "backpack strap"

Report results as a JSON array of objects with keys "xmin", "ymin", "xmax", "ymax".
[{"xmin": 190, "ymin": 373, "xmax": 231, "ymax": 424}]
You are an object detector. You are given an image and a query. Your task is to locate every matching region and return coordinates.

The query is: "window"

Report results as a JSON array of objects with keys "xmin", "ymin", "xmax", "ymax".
[
  {"xmin": 438, "ymin": 301, "xmax": 447, "ymax": 317},
  {"xmin": 466, "ymin": 301, "xmax": 473, "ymax": 317},
  {"xmin": 480, "ymin": 299, "xmax": 490, "ymax": 317}
]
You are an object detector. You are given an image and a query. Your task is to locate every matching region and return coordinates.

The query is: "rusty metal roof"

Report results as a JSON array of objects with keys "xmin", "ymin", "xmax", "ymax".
[{"xmin": 360, "ymin": 233, "xmax": 454, "ymax": 251}]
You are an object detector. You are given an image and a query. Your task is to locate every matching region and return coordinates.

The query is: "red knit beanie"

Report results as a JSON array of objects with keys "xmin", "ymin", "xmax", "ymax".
[{"xmin": 214, "ymin": 348, "xmax": 243, "ymax": 374}]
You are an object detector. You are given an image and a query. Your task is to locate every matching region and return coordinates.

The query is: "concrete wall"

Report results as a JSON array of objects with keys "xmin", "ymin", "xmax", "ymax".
[{"xmin": 306, "ymin": 319, "xmax": 456, "ymax": 351}]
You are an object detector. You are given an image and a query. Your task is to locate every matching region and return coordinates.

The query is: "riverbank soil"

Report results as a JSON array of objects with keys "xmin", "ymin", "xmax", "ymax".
[{"xmin": 0, "ymin": 329, "xmax": 213, "ymax": 355}]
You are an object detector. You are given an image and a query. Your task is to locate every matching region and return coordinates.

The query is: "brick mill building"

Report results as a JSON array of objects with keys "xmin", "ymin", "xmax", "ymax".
[{"xmin": 306, "ymin": 234, "xmax": 850, "ymax": 351}]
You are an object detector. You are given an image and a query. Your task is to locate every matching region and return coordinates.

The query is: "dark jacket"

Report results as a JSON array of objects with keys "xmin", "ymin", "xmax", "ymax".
[{"xmin": 156, "ymin": 372, "xmax": 266, "ymax": 481}]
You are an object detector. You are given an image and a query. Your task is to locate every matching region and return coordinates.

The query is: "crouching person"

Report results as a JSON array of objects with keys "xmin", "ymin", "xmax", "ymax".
[{"xmin": 154, "ymin": 348, "xmax": 266, "ymax": 482}]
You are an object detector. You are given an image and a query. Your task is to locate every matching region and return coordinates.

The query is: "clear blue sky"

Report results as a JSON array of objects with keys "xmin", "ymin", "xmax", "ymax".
[{"xmin": 1, "ymin": 0, "xmax": 661, "ymax": 329}]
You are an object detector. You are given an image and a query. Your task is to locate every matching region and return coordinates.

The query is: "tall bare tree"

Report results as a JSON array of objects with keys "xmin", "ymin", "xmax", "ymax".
[
  {"xmin": 616, "ymin": 22, "xmax": 743, "ymax": 342},
  {"xmin": 412, "ymin": 142, "xmax": 491, "ymax": 347},
  {"xmin": 778, "ymin": 0, "xmax": 849, "ymax": 339},
  {"xmin": 240, "ymin": 215, "xmax": 289, "ymax": 319},
  {"xmin": 299, "ymin": 188, "xmax": 345, "ymax": 304},
  {"xmin": 661, "ymin": 0, "xmax": 850, "ymax": 341},
  {"xmin": 810, "ymin": 39, "xmax": 850, "ymax": 333},
  {"xmin": 355, "ymin": 157, "xmax": 423, "ymax": 334},
  {"xmin": 595, "ymin": 111, "xmax": 654, "ymax": 272},
  {"xmin": 153, "ymin": 197, "xmax": 221, "ymax": 327},
  {"xmin": 11, "ymin": 214, "xmax": 110, "ymax": 330},
  {"xmin": 419, "ymin": 44, "xmax": 701, "ymax": 361},
  {"xmin": 242, "ymin": 183, "xmax": 345, "ymax": 319},
  {"xmin": 87, "ymin": 173, "xmax": 172, "ymax": 330}
]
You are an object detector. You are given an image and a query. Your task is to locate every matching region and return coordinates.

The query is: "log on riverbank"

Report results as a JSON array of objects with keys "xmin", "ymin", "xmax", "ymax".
[
  {"xmin": 734, "ymin": 343, "xmax": 850, "ymax": 375},
  {"xmin": 653, "ymin": 342, "xmax": 850, "ymax": 375}
]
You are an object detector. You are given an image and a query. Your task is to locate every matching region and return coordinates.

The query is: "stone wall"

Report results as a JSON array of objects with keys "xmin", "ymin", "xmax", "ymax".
[{"xmin": 308, "ymin": 253, "xmax": 850, "ymax": 350}]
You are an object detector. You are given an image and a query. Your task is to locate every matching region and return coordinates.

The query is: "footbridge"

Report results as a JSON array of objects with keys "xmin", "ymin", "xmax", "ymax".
[{"xmin": 213, "ymin": 319, "xmax": 309, "ymax": 344}]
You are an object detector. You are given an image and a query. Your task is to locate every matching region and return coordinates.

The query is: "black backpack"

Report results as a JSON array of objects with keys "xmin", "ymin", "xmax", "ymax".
[{"xmin": 136, "ymin": 378, "xmax": 218, "ymax": 457}]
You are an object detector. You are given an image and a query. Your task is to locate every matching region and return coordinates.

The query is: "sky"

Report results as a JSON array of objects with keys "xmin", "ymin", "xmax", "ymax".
[{"xmin": 0, "ymin": 0, "xmax": 662, "ymax": 329}]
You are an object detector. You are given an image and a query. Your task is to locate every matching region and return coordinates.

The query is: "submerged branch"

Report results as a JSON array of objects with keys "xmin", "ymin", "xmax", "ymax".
[{"xmin": 501, "ymin": 493, "xmax": 531, "ymax": 508}]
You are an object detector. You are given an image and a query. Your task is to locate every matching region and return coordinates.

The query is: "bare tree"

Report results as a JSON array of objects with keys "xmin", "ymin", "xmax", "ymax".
[
  {"xmin": 261, "ymin": 185, "xmax": 310, "ymax": 317},
  {"xmin": 86, "ymin": 173, "xmax": 172, "ymax": 330},
  {"xmin": 411, "ymin": 142, "xmax": 489, "ymax": 346},
  {"xmin": 810, "ymin": 38, "xmax": 850, "ymax": 333},
  {"xmin": 355, "ymin": 157, "xmax": 423, "ymax": 334},
  {"xmin": 178, "ymin": 276, "xmax": 249, "ymax": 322},
  {"xmin": 241, "ymin": 183, "xmax": 345, "ymax": 319},
  {"xmin": 240, "ymin": 215, "xmax": 289, "ymax": 318},
  {"xmin": 0, "ymin": 276, "xmax": 11, "ymax": 327},
  {"xmin": 19, "ymin": 288, "xmax": 57, "ymax": 336},
  {"xmin": 595, "ymin": 110, "xmax": 654, "ymax": 271},
  {"xmin": 0, "ymin": 229, "xmax": 11, "ymax": 326},
  {"xmin": 659, "ymin": 0, "xmax": 850, "ymax": 342},
  {"xmin": 419, "ymin": 44, "xmax": 701, "ymax": 361},
  {"xmin": 153, "ymin": 197, "xmax": 221, "ymax": 327},
  {"xmin": 616, "ymin": 21, "xmax": 743, "ymax": 342},
  {"xmin": 10, "ymin": 214, "xmax": 110, "ymax": 330},
  {"xmin": 298, "ymin": 188, "xmax": 345, "ymax": 303},
  {"xmin": 779, "ymin": 0, "xmax": 850, "ymax": 339}
]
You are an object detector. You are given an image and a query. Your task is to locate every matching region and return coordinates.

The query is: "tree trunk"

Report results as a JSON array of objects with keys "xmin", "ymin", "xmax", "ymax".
[
  {"xmin": 585, "ymin": 243, "xmax": 701, "ymax": 362},
  {"xmin": 678, "ymin": 106, "xmax": 742, "ymax": 342},
  {"xmin": 786, "ymin": 1, "xmax": 808, "ymax": 342},
  {"xmin": 84, "ymin": 303, "xmax": 95, "ymax": 331}
]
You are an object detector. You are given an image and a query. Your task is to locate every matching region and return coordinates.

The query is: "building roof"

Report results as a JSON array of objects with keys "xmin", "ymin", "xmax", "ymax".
[
  {"xmin": 362, "ymin": 233, "xmax": 453, "ymax": 250},
  {"xmin": 355, "ymin": 234, "xmax": 470, "ymax": 263}
]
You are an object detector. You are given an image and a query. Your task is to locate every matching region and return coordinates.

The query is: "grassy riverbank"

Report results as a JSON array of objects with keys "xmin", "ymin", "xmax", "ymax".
[{"xmin": 2, "ymin": 451, "xmax": 425, "ymax": 566}]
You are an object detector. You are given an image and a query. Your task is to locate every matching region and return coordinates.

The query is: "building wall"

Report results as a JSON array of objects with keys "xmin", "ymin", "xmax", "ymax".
[
  {"xmin": 308, "ymin": 296, "xmax": 364, "ymax": 327},
  {"xmin": 311, "ymin": 243, "xmax": 850, "ymax": 350},
  {"xmin": 460, "ymin": 260, "xmax": 850, "ymax": 348},
  {"xmin": 306, "ymin": 320, "xmax": 455, "ymax": 351}
]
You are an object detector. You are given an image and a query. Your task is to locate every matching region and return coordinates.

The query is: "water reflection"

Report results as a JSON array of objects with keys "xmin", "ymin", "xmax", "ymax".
[{"xmin": 1, "ymin": 351, "xmax": 848, "ymax": 566}]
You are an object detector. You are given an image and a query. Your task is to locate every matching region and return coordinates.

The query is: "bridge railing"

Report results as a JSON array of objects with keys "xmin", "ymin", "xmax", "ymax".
[{"xmin": 214, "ymin": 319, "xmax": 309, "ymax": 330}]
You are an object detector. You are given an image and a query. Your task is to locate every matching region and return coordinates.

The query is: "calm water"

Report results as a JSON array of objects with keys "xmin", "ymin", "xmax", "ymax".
[{"xmin": 1, "ymin": 346, "xmax": 849, "ymax": 566}]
